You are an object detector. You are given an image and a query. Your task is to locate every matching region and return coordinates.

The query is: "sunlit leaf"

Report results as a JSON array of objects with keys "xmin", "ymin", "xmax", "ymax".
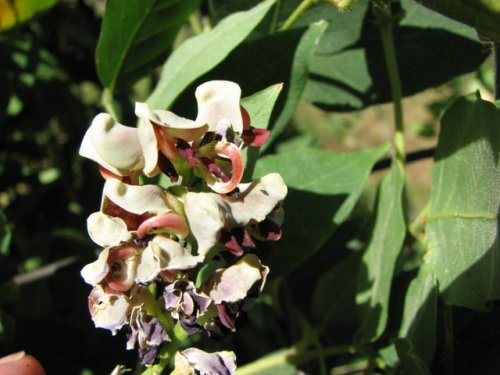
[
  {"xmin": 356, "ymin": 160, "xmax": 406, "ymax": 342},
  {"xmin": 236, "ymin": 348, "xmax": 296, "ymax": 375},
  {"xmin": 0, "ymin": 0, "xmax": 56, "ymax": 31},
  {"xmin": 241, "ymin": 83, "xmax": 283, "ymax": 179},
  {"xmin": 426, "ymin": 93, "xmax": 500, "ymax": 310},
  {"xmin": 96, "ymin": 0, "xmax": 200, "ymax": 92},
  {"xmin": 303, "ymin": 0, "xmax": 485, "ymax": 111},
  {"xmin": 254, "ymin": 143, "xmax": 389, "ymax": 275},
  {"xmin": 262, "ymin": 20, "xmax": 328, "ymax": 151},
  {"xmin": 147, "ymin": 0, "xmax": 276, "ymax": 110}
]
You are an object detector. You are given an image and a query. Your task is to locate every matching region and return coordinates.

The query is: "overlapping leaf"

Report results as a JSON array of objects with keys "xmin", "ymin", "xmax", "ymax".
[
  {"xmin": 146, "ymin": 0, "xmax": 276, "ymax": 110},
  {"xmin": 426, "ymin": 93, "xmax": 500, "ymax": 310},
  {"xmin": 96, "ymin": 0, "xmax": 200, "ymax": 93},
  {"xmin": 356, "ymin": 160, "xmax": 406, "ymax": 342},
  {"xmin": 254, "ymin": 143, "xmax": 389, "ymax": 275},
  {"xmin": 303, "ymin": 0, "xmax": 485, "ymax": 111}
]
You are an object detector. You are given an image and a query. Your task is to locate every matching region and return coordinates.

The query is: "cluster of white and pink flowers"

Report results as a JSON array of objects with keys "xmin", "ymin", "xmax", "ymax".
[{"xmin": 79, "ymin": 81, "xmax": 287, "ymax": 374}]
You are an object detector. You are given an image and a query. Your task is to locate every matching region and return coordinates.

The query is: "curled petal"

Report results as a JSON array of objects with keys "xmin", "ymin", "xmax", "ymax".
[
  {"xmin": 137, "ymin": 212, "xmax": 189, "ymax": 239},
  {"xmin": 135, "ymin": 237, "xmax": 203, "ymax": 283},
  {"xmin": 241, "ymin": 127, "xmax": 270, "ymax": 147},
  {"xmin": 80, "ymin": 113, "xmax": 144, "ymax": 175},
  {"xmin": 208, "ymin": 142, "xmax": 243, "ymax": 194},
  {"xmin": 184, "ymin": 173, "xmax": 287, "ymax": 256},
  {"xmin": 87, "ymin": 212, "xmax": 132, "ymax": 248},
  {"xmin": 104, "ymin": 247, "xmax": 139, "ymax": 292},
  {"xmin": 87, "ymin": 286, "xmax": 130, "ymax": 334},
  {"xmin": 225, "ymin": 173, "xmax": 287, "ymax": 225},
  {"xmin": 173, "ymin": 348, "xmax": 236, "ymax": 375},
  {"xmin": 81, "ymin": 248, "xmax": 110, "ymax": 285},
  {"xmin": 203, "ymin": 254, "xmax": 268, "ymax": 304},
  {"xmin": 195, "ymin": 81, "xmax": 243, "ymax": 133},
  {"xmin": 104, "ymin": 179, "xmax": 170, "ymax": 215},
  {"xmin": 138, "ymin": 118, "xmax": 161, "ymax": 176},
  {"xmin": 153, "ymin": 124, "xmax": 180, "ymax": 161}
]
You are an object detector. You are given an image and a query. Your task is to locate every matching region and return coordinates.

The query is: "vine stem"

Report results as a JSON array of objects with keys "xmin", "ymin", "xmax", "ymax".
[
  {"xmin": 375, "ymin": 5, "xmax": 405, "ymax": 167},
  {"xmin": 279, "ymin": 0, "xmax": 315, "ymax": 31}
]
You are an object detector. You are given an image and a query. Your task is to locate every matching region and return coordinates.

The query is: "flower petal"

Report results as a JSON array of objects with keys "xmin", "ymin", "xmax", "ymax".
[
  {"xmin": 184, "ymin": 192, "xmax": 227, "ymax": 256},
  {"xmin": 174, "ymin": 348, "xmax": 236, "ymax": 375},
  {"xmin": 135, "ymin": 236, "xmax": 202, "ymax": 283},
  {"xmin": 208, "ymin": 142, "xmax": 243, "ymax": 194},
  {"xmin": 195, "ymin": 81, "xmax": 243, "ymax": 133},
  {"xmin": 104, "ymin": 179, "xmax": 170, "ymax": 215},
  {"xmin": 81, "ymin": 248, "xmax": 111, "ymax": 285},
  {"xmin": 204, "ymin": 254, "xmax": 269, "ymax": 304},
  {"xmin": 136, "ymin": 212, "xmax": 189, "ymax": 239},
  {"xmin": 87, "ymin": 212, "xmax": 132, "ymax": 248},
  {"xmin": 80, "ymin": 113, "xmax": 144, "ymax": 175},
  {"xmin": 87, "ymin": 286, "xmax": 130, "ymax": 334},
  {"xmin": 225, "ymin": 173, "xmax": 287, "ymax": 225}
]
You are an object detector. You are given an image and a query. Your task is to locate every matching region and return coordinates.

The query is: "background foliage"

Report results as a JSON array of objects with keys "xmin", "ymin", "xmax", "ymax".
[{"xmin": 0, "ymin": 0, "xmax": 498, "ymax": 374}]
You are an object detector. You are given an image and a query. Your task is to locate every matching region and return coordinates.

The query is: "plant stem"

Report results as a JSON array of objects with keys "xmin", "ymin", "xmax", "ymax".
[
  {"xmin": 102, "ymin": 88, "xmax": 121, "ymax": 122},
  {"xmin": 279, "ymin": 0, "xmax": 315, "ymax": 31},
  {"xmin": 376, "ymin": 5, "xmax": 405, "ymax": 166},
  {"xmin": 188, "ymin": 11, "xmax": 203, "ymax": 35},
  {"xmin": 269, "ymin": 0, "xmax": 282, "ymax": 33}
]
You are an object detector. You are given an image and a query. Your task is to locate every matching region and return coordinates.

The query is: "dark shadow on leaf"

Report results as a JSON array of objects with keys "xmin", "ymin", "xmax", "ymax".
[
  {"xmin": 266, "ymin": 188, "xmax": 348, "ymax": 276},
  {"xmin": 308, "ymin": 7, "xmax": 487, "ymax": 112}
]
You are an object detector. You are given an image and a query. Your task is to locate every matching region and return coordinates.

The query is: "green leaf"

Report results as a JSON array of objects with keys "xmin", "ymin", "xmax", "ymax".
[
  {"xmin": 147, "ymin": 0, "xmax": 276, "ymax": 109},
  {"xmin": 241, "ymin": 83, "xmax": 283, "ymax": 131},
  {"xmin": 356, "ymin": 160, "xmax": 406, "ymax": 342},
  {"xmin": 96, "ymin": 0, "xmax": 200, "ymax": 92},
  {"xmin": 398, "ymin": 265, "xmax": 437, "ymax": 364},
  {"xmin": 262, "ymin": 20, "xmax": 328, "ymax": 152},
  {"xmin": 394, "ymin": 338, "xmax": 432, "ymax": 375},
  {"xmin": 241, "ymin": 83, "xmax": 283, "ymax": 180},
  {"xmin": 426, "ymin": 93, "xmax": 500, "ymax": 310},
  {"xmin": 254, "ymin": 143, "xmax": 389, "ymax": 275},
  {"xmin": 304, "ymin": 0, "xmax": 485, "ymax": 111},
  {"xmin": 0, "ymin": 210, "xmax": 11, "ymax": 256},
  {"xmin": 312, "ymin": 252, "xmax": 360, "ymax": 327},
  {"xmin": 0, "ymin": 0, "xmax": 57, "ymax": 31},
  {"xmin": 236, "ymin": 348, "xmax": 297, "ymax": 375}
]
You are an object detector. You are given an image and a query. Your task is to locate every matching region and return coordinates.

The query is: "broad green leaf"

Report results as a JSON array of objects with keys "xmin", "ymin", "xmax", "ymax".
[
  {"xmin": 96, "ymin": 0, "xmax": 199, "ymax": 92},
  {"xmin": 312, "ymin": 252, "xmax": 360, "ymax": 327},
  {"xmin": 241, "ymin": 83, "xmax": 283, "ymax": 180},
  {"xmin": 304, "ymin": 0, "xmax": 485, "ymax": 111},
  {"xmin": 0, "ymin": 0, "xmax": 57, "ymax": 31},
  {"xmin": 398, "ymin": 265, "xmax": 437, "ymax": 365},
  {"xmin": 241, "ymin": 83, "xmax": 283, "ymax": 131},
  {"xmin": 426, "ymin": 93, "xmax": 500, "ymax": 310},
  {"xmin": 147, "ymin": 0, "xmax": 276, "ymax": 110},
  {"xmin": 394, "ymin": 338, "xmax": 432, "ymax": 375},
  {"xmin": 0, "ymin": 211, "xmax": 11, "ymax": 255},
  {"xmin": 254, "ymin": 143, "xmax": 389, "ymax": 275},
  {"xmin": 262, "ymin": 20, "xmax": 328, "ymax": 152},
  {"xmin": 415, "ymin": 0, "xmax": 500, "ymax": 42},
  {"xmin": 356, "ymin": 160, "xmax": 406, "ymax": 342}
]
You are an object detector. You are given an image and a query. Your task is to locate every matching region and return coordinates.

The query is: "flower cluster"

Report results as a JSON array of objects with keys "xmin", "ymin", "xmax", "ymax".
[{"xmin": 79, "ymin": 81, "xmax": 287, "ymax": 374}]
